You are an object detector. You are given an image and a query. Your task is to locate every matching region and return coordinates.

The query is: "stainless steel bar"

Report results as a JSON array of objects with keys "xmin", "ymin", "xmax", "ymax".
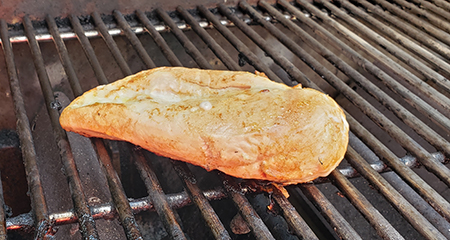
[
  {"xmin": 113, "ymin": 10, "xmax": 157, "ymax": 69},
  {"xmin": 286, "ymin": 0, "xmax": 450, "ymax": 115},
  {"xmin": 46, "ymin": 15, "xmax": 84, "ymax": 97},
  {"xmin": 156, "ymin": 8, "xmax": 212, "ymax": 69},
  {"xmin": 338, "ymin": 0, "xmax": 450, "ymax": 76},
  {"xmin": 22, "ymin": 16, "xmax": 100, "ymax": 240},
  {"xmin": 408, "ymin": 0, "xmax": 450, "ymax": 21},
  {"xmin": 221, "ymin": 174, "xmax": 275, "ymax": 240},
  {"xmin": 426, "ymin": 0, "xmax": 450, "ymax": 12},
  {"xmin": 69, "ymin": 14, "xmax": 109, "ymax": 85},
  {"xmin": 299, "ymin": 184, "xmax": 362, "ymax": 240},
  {"xmin": 353, "ymin": 0, "xmax": 450, "ymax": 62},
  {"xmin": 171, "ymin": 161, "xmax": 231, "ymax": 240},
  {"xmin": 391, "ymin": 0, "xmax": 450, "ymax": 32},
  {"xmin": 176, "ymin": 6, "xmax": 241, "ymax": 71},
  {"xmin": 282, "ymin": 0, "xmax": 450, "ymax": 187},
  {"xmin": 345, "ymin": 147, "xmax": 446, "ymax": 239},
  {"xmin": 197, "ymin": 5, "xmax": 284, "ymax": 84},
  {"xmin": 0, "ymin": 19, "xmax": 50, "ymax": 238},
  {"xmin": 136, "ymin": 10, "xmax": 183, "ymax": 67},
  {"xmin": 93, "ymin": 140, "xmax": 143, "ymax": 240},
  {"xmin": 315, "ymin": 0, "xmax": 450, "ymax": 94},
  {"xmin": 346, "ymin": 116, "xmax": 450, "ymax": 221},
  {"xmin": 328, "ymin": 170, "xmax": 404, "ymax": 240},
  {"xmin": 263, "ymin": 1, "xmax": 450, "ymax": 154},
  {"xmin": 271, "ymin": 188, "xmax": 319, "ymax": 240},
  {"xmin": 7, "ymin": 188, "xmax": 228, "ymax": 230},
  {"xmin": 92, "ymin": 11, "xmax": 133, "ymax": 76},
  {"xmin": 217, "ymin": 3, "xmax": 304, "ymax": 87},
  {"xmin": 370, "ymin": 0, "xmax": 450, "ymax": 49},
  {"xmin": 133, "ymin": 151, "xmax": 187, "ymax": 240}
]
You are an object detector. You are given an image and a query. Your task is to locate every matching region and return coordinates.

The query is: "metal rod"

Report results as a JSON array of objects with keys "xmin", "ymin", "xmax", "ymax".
[
  {"xmin": 299, "ymin": 184, "xmax": 362, "ymax": 240},
  {"xmin": 22, "ymin": 16, "xmax": 99, "ymax": 240},
  {"xmin": 314, "ymin": 0, "xmax": 450, "ymax": 93},
  {"xmin": 345, "ymin": 147, "xmax": 446, "ymax": 240},
  {"xmin": 0, "ymin": 19, "xmax": 46, "ymax": 239},
  {"xmin": 156, "ymin": 8, "xmax": 212, "ymax": 70},
  {"xmin": 93, "ymin": 139, "xmax": 143, "ymax": 240},
  {"xmin": 282, "ymin": 0, "xmax": 450, "ymax": 116},
  {"xmin": 136, "ymin": 10, "xmax": 183, "ymax": 67},
  {"xmin": 271, "ymin": 188, "xmax": 319, "ymax": 240},
  {"xmin": 370, "ymin": 0, "xmax": 450, "ymax": 50},
  {"xmin": 7, "ymin": 188, "xmax": 229, "ymax": 230},
  {"xmin": 337, "ymin": 0, "xmax": 450, "ymax": 77},
  {"xmin": 221, "ymin": 174, "xmax": 275, "ymax": 240},
  {"xmin": 282, "ymin": 0, "xmax": 450, "ymax": 187},
  {"xmin": 260, "ymin": 1, "xmax": 450, "ymax": 157},
  {"xmin": 390, "ymin": 0, "xmax": 450, "ymax": 33},
  {"xmin": 46, "ymin": 15, "xmax": 84, "ymax": 97},
  {"xmin": 197, "ymin": 5, "xmax": 284, "ymax": 84},
  {"xmin": 92, "ymin": 11, "xmax": 133, "ymax": 76},
  {"xmin": 218, "ymin": 3, "xmax": 304, "ymax": 87},
  {"xmin": 328, "ymin": 170, "xmax": 404, "ymax": 240},
  {"xmin": 352, "ymin": 0, "xmax": 450, "ymax": 62},
  {"xmin": 133, "ymin": 150, "xmax": 187, "ymax": 240},
  {"xmin": 171, "ymin": 161, "xmax": 231, "ymax": 240},
  {"xmin": 69, "ymin": 14, "xmax": 109, "ymax": 85},
  {"xmin": 113, "ymin": 10, "xmax": 156, "ymax": 69},
  {"xmin": 176, "ymin": 6, "xmax": 241, "ymax": 71}
]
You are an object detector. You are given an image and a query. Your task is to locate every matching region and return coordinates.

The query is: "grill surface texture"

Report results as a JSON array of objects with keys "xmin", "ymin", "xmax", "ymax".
[{"xmin": 0, "ymin": 0, "xmax": 449, "ymax": 239}]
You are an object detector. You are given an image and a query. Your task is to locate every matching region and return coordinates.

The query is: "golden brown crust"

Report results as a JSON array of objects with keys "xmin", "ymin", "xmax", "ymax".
[{"xmin": 60, "ymin": 67, "xmax": 349, "ymax": 185}]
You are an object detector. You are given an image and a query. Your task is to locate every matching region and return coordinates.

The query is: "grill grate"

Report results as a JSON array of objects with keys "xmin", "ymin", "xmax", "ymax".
[{"xmin": 0, "ymin": 0, "xmax": 449, "ymax": 239}]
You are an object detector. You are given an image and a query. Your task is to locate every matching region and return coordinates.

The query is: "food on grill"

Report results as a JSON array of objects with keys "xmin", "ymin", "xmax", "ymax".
[{"xmin": 59, "ymin": 67, "xmax": 349, "ymax": 185}]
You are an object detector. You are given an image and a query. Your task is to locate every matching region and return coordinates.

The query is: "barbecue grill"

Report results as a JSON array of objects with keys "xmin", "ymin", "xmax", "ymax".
[{"xmin": 0, "ymin": 0, "xmax": 449, "ymax": 239}]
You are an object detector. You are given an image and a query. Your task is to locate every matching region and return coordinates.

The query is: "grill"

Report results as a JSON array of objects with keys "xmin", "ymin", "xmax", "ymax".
[{"xmin": 0, "ymin": 0, "xmax": 449, "ymax": 239}]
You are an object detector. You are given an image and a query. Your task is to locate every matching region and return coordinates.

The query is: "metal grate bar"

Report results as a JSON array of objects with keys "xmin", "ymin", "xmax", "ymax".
[
  {"xmin": 136, "ymin": 10, "xmax": 183, "ymax": 67},
  {"xmin": 156, "ymin": 8, "xmax": 212, "ymax": 69},
  {"xmin": 133, "ymin": 150, "xmax": 187, "ymax": 240},
  {"xmin": 171, "ymin": 161, "xmax": 231, "ymax": 240},
  {"xmin": 46, "ymin": 15, "xmax": 144, "ymax": 239},
  {"xmin": 315, "ymin": 0, "xmax": 450, "ymax": 94},
  {"xmin": 46, "ymin": 15, "xmax": 84, "ymax": 97},
  {"xmin": 370, "ymin": 0, "xmax": 450, "ymax": 49},
  {"xmin": 390, "ymin": 0, "xmax": 450, "ymax": 32},
  {"xmin": 69, "ymin": 14, "xmax": 109, "ymax": 85},
  {"xmin": 92, "ymin": 11, "xmax": 133, "ymax": 76},
  {"xmin": 328, "ymin": 170, "xmax": 404, "ymax": 239},
  {"xmin": 113, "ymin": 10, "xmax": 157, "ymax": 69},
  {"xmin": 218, "ymin": 3, "xmax": 302, "ymax": 87},
  {"xmin": 299, "ymin": 184, "xmax": 362, "ymax": 240},
  {"xmin": 176, "ymin": 6, "xmax": 241, "ymax": 71},
  {"xmin": 285, "ymin": 0, "xmax": 450, "ymax": 187},
  {"xmin": 221, "ymin": 174, "xmax": 275, "ymax": 240},
  {"xmin": 353, "ymin": 0, "xmax": 450, "ymax": 62},
  {"xmin": 346, "ymin": 116, "xmax": 450, "ymax": 221},
  {"xmin": 265, "ymin": 1, "xmax": 450, "ymax": 154},
  {"xmin": 0, "ymin": 19, "xmax": 50, "ymax": 238},
  {"xmin": 92, "ymin": 140, "xmax": 143, "ymax": 239},
  {"xmin": 259, "ymin": 0, "xmax": 450, "ymax": 222},
  {"xmin": 197, "ymin": 5, "xmax": 284, "ymax": 83},
  {"xmin": 271, "ymin": 188, "xmax": 319, "ymax": 239},
  {"xmin": 337, "ymin": 0, "xmax": 450, "ymax": 80},
  {"xmin": 345, "ymin": 147, "xmax": 446, "ymax": 239},
  {"xmin": 22, "ymin": 16, "xmax": 100, "ymax": 239}
]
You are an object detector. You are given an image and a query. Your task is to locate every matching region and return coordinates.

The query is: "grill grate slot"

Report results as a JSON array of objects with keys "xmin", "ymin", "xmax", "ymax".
[{"xmin": 0, "ymin": 1, "xmax": 449, "ymax": 239}]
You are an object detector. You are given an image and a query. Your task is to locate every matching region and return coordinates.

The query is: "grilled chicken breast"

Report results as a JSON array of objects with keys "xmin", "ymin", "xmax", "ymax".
[{"xmin": 60, "ymin": 67, "xmax": 349, "ymax": 185}]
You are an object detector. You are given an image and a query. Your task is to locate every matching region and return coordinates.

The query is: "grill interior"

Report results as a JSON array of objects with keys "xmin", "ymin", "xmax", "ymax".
[{"xmin": 0, "ymin": 0, "xmax": 449, "ymax": 239}]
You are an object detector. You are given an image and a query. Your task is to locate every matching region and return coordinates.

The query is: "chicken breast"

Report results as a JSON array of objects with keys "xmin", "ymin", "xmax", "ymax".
[{"xmin": 59, "ymin": 67, "xmax": 349, "ymax": 185}]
